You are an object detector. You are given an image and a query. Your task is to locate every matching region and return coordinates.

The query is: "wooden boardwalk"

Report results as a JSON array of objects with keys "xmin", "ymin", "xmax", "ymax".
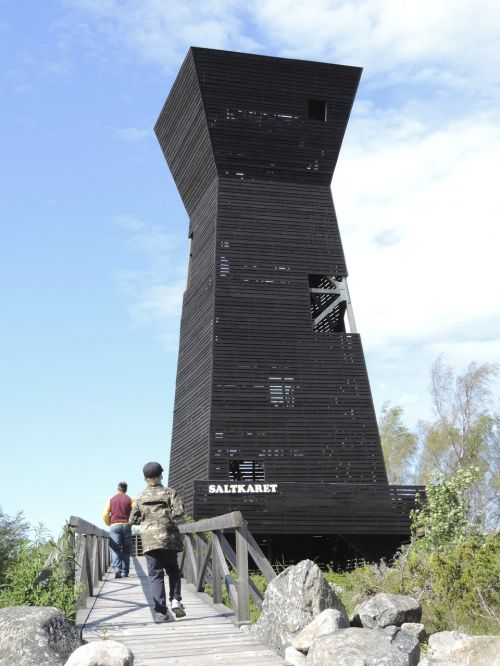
[{"xmin": 81, "ymin": 557, "xmax": 284, "ymax": 665}]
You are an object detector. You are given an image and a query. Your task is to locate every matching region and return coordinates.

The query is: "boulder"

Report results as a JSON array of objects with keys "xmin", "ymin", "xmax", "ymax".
[
  {"xmin": 65, "ymin": 640, "xmax": 134, "ymax": 665},
  {"xmin": 390, "ymin": 628, "xmax": 421, "ymax": 665},
  {"xmin": 251, "ymin": 559, "xmax": 348, "ymax": 656},
  {"xmin": 285, "ymin": 645, "xmax": 307, "ymax": 666},
  {"xmin": 351, "ymin": 593, "xmax": 422, "ymax": 629},
  {"xmin": 306, "ymin": 627, "xmax": 420, "ymax": 666},
  {"xmin": 427, "ymin": 631, "xmax": 467, "ymax": 653},
  {"xmin": 401, "ymin": 623, "xmax": 426, "ymax": 642},
  {"xmin": 0, "ymin": 606, "xmax": 80, "ymax": 666},
  {"xmin": 292, "ymin": 608, "xmax": 349, "ymax": 653},
  {"xmin": 418, "ymin": 656, "xmax": 460, "ymax": 666},
  {"xmin": 426, "ymin": 631, "xmax": 500, "ymax": 666}
]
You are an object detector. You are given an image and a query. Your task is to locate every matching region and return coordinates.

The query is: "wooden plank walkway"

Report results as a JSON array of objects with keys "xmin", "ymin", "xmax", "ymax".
[{"xmin": 81, "ymin": 556, "xmax": 284, "ymax": 665}]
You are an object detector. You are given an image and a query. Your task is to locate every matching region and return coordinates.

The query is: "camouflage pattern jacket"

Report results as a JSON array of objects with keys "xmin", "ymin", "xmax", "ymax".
[{"xmin": 129, "ymin": 483, "xmax": 185, "ymax": 553}]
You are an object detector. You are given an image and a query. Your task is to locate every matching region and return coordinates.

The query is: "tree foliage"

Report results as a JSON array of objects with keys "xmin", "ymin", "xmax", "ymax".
[
  {"xmin": 417, "ymin": 357, "xmax": 499, "ymax": 529},
  {"xmin": 0, "ymin": 524, "xmax": 81, "ymax": 619},
  {"xmin": 325, "ymin": 469, "xmax": 500, "ymax": 635},
  {"xmin": 0, "ymin": 507, "xmax": 30, "ymax": 586},
  {"xmin": 410, "ymin": 467, "xmax": 482, "ymax": 552},
  {"xmin": 380, "ymin": 403, "xmax": 418, "ymax": 484}
]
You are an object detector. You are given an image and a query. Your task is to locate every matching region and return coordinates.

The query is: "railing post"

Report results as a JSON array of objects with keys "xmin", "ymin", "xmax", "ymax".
[
  {"xmin": 177, "ymin": 511, "xmax": 276, "ymax": 626},
  {"xmin": 235, "ymin": 527, "xmax": 250, "ymax": 624},
  {"xmin": 184, "ymin": 534, "xmax": 198, "ymax": 585},
  {"xmin": 211, "ymin": 531, "xmax": 222, "ymax": 604},
  {"xmin": 91, "ymin": 536, "xmax": 100, "ymax": 589},
  {"xmin": 84, "ymin": 537, "xmax": 94, "ymax": 597},
  {"xmin": 66, "ymin": 523, "xmax": 76, "ymax": 582}
]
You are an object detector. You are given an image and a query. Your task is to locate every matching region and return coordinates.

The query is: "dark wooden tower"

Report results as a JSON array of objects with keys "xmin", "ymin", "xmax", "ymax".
[{"xmin": 156, "ymin": 48, "xmax": 421, "ymax": 562}]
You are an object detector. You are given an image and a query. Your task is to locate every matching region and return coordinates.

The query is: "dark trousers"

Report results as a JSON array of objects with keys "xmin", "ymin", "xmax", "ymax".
[{"xmin": 145, "ymin": 548, "xmax": 182, "ymax": 613}]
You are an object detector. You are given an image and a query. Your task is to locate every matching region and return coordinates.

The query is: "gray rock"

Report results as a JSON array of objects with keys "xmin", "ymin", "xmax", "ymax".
[
  {"xmin": 352, "ymin": 593, "xmax": 422, "ymax": 629},
  {"xmin": 251, "ymin": 559, "xmax": 348, "ymax": 657},
  {"xmin": 428, "ymin": 631, "xmax": 467, "ymax": 654},
  {"xmin": 285, "ymin": 645, "xmax": 308, "ymax": 666},
  {"xmin": 306, "ymin": 627, "xmax": 420, "ymax": 666},
  {"xmin": 417, "ymin": 658, "xmax": 461, "ymax": 666},
  {"xmin": 383, "ymin": 625, "xmax": 400, "ymax": 639},
  {"xmin": 401, "ymin": 623, "xmax": 426, "ymax": 642},
  {"xmin": 292, "ymin": 608, "xmax": 349, "ymax": 653},
  {"xmin": 427, "ymin": 631, "xmax": 500, "ymax": 666},
  {"xmin": 392, "ymin": 628, "xmax": 420, "ymax": 665},
  {"xmin": 65, "ymin": 640, "xmax": 134, "ymax": 665},
  {"xmin": 0, "ymin": 606, "xmax": 80, "ymax": 666},
  {"xmin": 423, "ymin": 630, "xmax": 468, "ymax": 664}
]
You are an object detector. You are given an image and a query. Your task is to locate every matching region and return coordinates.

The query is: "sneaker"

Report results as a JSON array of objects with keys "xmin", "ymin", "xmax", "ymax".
[
  {"xmin": 114, "ymin": 572, "xmax": 122, "ymax": 579},
  {"xmin": 171, "ymin": 599, "xmax": 186, "ymax": 618},
  {"xmin": 154, "ymin": 611, "xmax": 170, "ymax": 623}
]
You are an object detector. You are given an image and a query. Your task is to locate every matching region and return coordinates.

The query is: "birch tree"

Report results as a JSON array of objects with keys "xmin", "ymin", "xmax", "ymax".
[
  {"xmin": 380, "ymin": 403, "xmax": 417, "ymax": 484},
  {"xmin": 417, "ymin": 357, "xmax": 499, "ymax": 529}
]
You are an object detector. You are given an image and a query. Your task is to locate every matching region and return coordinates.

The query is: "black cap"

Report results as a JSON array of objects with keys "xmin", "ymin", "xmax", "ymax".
[{"xmin": 143, "ymin": 461, "xmax": 164, "ymax": 478}]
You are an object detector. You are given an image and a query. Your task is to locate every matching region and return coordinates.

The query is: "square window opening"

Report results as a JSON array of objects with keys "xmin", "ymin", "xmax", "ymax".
[
  {"xmin": 308, "ymin": 99, "xmax": 327, "ymax": 121},
  {"xmin": 229, "ymin": 460, "xmax": 265, "ymax": 481}
]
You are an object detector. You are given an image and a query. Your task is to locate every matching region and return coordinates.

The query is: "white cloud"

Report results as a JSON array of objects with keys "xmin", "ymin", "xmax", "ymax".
[
  {"xmin": 252, "ymin": 0, "xmax": 500, "ymax": 92},
  {"xmin": 131, "ymin": 283, "xmax": 185, "ymax": 351},
  {"xmin": 336, "ymin": 106, "xmax": 500, "ymax": 357},
  {"xmin": 65, "ymin": 0, "xmax": 500, "ymax": 94},
  {"xmin": 65, "ymin": 0, "xmax": 260, "ymax": 70},
  {"xmin": 112, "ymin": 214, "xmax": 187, "ymax": 349},
  {"xmin": 66, "ymin": 1, "xmax": 500, "ymax": 426},
  {"xmin": 110, "ymin": 126, "xmax": 151, "ymax": 142},
  {"xmin": 114, "ymin": 214, "xmax": 145, "ymax": 232}
]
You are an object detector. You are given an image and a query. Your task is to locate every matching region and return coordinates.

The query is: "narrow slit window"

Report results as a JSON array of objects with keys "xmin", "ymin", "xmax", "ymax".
[{"xmin": 308, "ymin": 99, "xmax": 327, "ymax": 121}]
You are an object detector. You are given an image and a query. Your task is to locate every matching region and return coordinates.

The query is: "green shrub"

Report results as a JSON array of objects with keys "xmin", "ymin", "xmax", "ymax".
[
  {"xmin": 0, "ymin": 508, "xmax": 30, "ymax": 586},
  {"xmin": 323, "ymin": 469, "xmax": 499, "ymax": 635},
  {"xmin": 411, "ymin": 467, "xmax": 483, "ymax": 551},
  {"xmin": 325, "ymin": 561, "xmax": 399, "ymax": 616},
  {"xmin": 203, "ymin": 570, "xmax": 270, "ymax": 623},
  {"xmin": 0, "ymin": 525, "xmax": 81, "ymax": 620},
  {"xmin": 324, "ymin": 535, "xmax": 499, "ymax": 635},
  {"xmin": 408, "ymin": 533, "xmax": 500, "ymax": 634}
]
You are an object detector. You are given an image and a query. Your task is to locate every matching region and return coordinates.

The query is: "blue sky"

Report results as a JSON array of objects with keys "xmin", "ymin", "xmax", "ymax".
[{"xmin": 1, "ymin": 0, "xmax": 499, "ymax": 538}]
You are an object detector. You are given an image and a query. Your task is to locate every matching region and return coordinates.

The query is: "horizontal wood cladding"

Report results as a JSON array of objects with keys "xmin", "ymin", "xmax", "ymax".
[
  {"xmin": 209, "ymin": 176, "xmax": 385, "ymax": 486},
  {"xmin": 209, "ymin": 334, "xmax": 385, "ymax": 484},
  {"xmin": 216, "ymin": 179, "xmax": 347, "ymax": 277},
  {"xmin": 190, "ymin": 47, "xmax": 361, "ymax": 185},
  {"xmin": 167, "ymin": 180, "xmax": 218, "ymax": 514},
  {"xmin": 158, "ymin": 47, "xmax": 419, "ymax": 537},
  {"xmin": 155, "ymin": 50, "xmax": 217, "ymax": 216},
  {"xmin": 193, "ymin": 482, "xmax": 424, "ymax": 534}
]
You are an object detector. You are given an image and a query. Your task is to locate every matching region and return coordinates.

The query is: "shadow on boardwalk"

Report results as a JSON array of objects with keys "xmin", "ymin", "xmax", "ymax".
[{"xmin": 81, "ymin": 556, "xmax": 284, "ymax": 665}]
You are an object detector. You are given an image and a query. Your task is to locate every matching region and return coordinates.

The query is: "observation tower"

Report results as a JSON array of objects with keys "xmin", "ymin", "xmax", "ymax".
[{"xmin": 155, "ymin": 48, "xmax": 421, "ymax": 561}]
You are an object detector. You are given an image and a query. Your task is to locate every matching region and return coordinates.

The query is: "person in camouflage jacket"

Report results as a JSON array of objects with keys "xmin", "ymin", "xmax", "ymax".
[{"xmin": 130, "ymin": 461, "xmax": 186, "ymax": 622}]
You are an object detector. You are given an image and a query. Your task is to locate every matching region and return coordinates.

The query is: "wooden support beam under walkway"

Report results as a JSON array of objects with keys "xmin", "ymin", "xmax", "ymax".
[{"xmin": 80, "ymin": 556, "xmax": 284, "ymax": 665}]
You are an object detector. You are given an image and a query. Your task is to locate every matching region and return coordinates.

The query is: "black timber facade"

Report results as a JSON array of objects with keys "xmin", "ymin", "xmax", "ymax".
[{"xmin": 155, "ymin": 48, "xmax": 421, "ymax": 562}]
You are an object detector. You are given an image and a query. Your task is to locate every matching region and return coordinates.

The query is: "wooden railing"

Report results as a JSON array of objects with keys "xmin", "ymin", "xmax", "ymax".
[
  {"xmin": 36, "ymin": 516, "xmax": 109, "ymax": 626},
  {"xmin": 68, "ymin": 516, "xmax": 110, "ymax": 607},
  {"xmin": 178, "ymin": 511, "xmax": 276, "ymax": 626}
]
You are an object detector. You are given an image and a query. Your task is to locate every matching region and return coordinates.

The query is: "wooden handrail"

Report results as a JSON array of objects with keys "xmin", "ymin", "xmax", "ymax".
[
  {"xmin": 69, "ymin": 516, "xmax": 109, "ymax": 538},
  {"xmin": 178, "ymin": 511, "xmax": 245, "ymax": 533},
  {"xmin": 36, "ymin": 517, "xmax": 110, "ymax": 625},
  {"xmin": 37, "ymin": 512, "xmax": 276, "ymax": 628},
  {"xmin": 178, "ymin": 511, "xmax": 276, "ymax": 626}
]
